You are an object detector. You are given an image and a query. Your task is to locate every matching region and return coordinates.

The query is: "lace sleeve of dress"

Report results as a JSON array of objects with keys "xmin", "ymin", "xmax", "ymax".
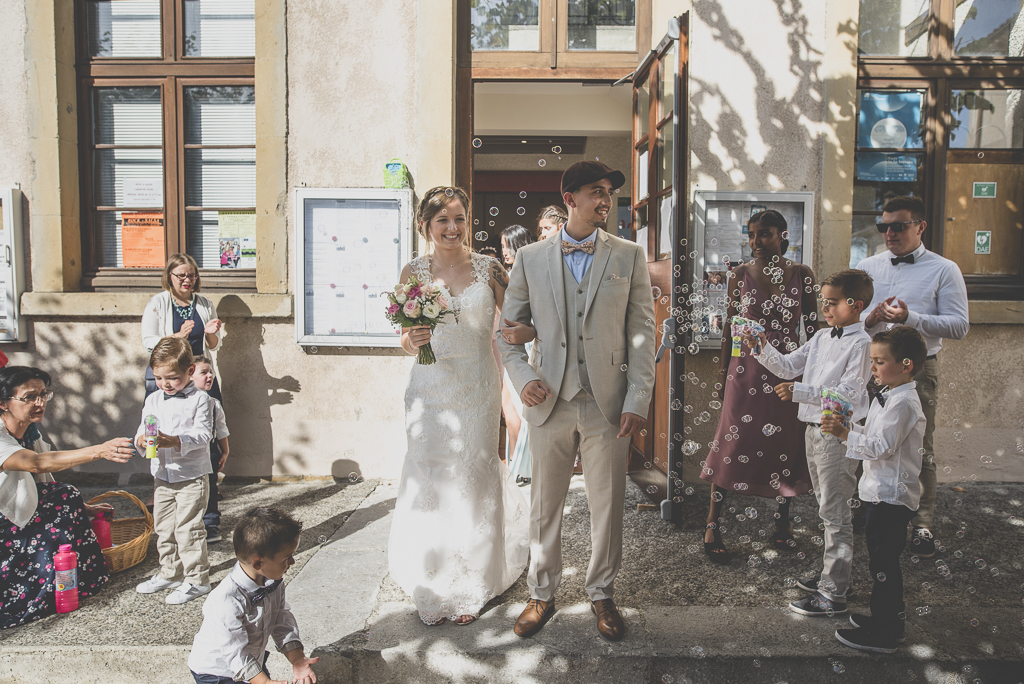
[
  {"xmin": 471, "ymin": 253, "xmax": 493, "ymax": 286},
  {"xmin": 411, "ymin": 256, "xmax": 432, "ymax": 283}
]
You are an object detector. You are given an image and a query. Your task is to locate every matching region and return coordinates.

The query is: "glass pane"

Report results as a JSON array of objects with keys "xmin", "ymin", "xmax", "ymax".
[
  {"xmin": 850, "ymin": 214, "xmax": 888, "ymax": 267},
  {"xmin": 950, "ymin": 90, "xmax": 1024, "ymax": 149},
  {"xmin": 636, "ymin": 148, "xmax": 649, "ymax": 200},
  {"xmin": 184, "ymin": 0, "xmax": 256, "ymax": 57},
  {"xmin": 470, "ymin": 0, "xmax": 540, "ymax": 51},
  {"xmin": 658, "ymin": 123, "xmax": 673, "ymax": 191},
  {"xmin": 92, "ymin": 87, "xmax": 163, "ymax": 145},
  {"xmin": 568, "ymin": 0, "xmax": 636, "ymax": 51},
  {"xmin": 857, "ymin": 90, "xmax": 925, "ymax": 149},
  {"xmin": 186, "ymin": 210, "xmax": 246, "ymax": 268},
  {"xmin": 94, "ymin": 211, "xmax": 124, "ymax": 267},
  {"xmin": 87, "ymin": 0, "xmax": 161, "ymax": 58},
  {"xmin": 185, "ymin": 148, "xmax": 256, "ymax": 207},
  {"xmin": 659, "ymin": 45, "xmax": 675, "ymax": 121},
  {"xmin": 184, "ymin": 86, "xmax": 256, "ymax": 145},
  {"xmin": 858, "ymin": 0, "xmax": 930, "ymax": 56},
  {"xmin": 954, "ymin": 0, "xmax": 1024, "ymax": 56},
  {"xmin": 657, "ymin": 193, "xmax": 674, "ymax": 260},
  {"xmin": 853, "ymin": 152, "xmax": 924, "ymax": 211},
  {"xmin": 637, "ymin": 78, "xmax": 649, "ymax": 141},
  {"xmin": 93, "ymin": 149, "xmax": 163, "ymax": 207},
  {"xmin": 634, "ymin": 204, "xmax": 649, "ymax": 261}
]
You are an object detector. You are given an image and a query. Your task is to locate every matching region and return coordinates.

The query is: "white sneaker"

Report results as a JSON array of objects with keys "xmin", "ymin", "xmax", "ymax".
[
  {"xmin": 165, "ymin": 582, "xmax": 212, "ymax": 605},
  {"xmin": 136, "ymin": 575, "xmax": 182, "ymax": 594}
]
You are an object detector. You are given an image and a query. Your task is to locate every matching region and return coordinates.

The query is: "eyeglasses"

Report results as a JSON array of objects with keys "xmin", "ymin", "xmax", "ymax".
[
  {"xmin": 171, "ymin": 272, "xmax": 198, "ymax": 282},
  {"xmin": 7, "ymin": 391, "xmax": 55, "ymax": 406},
  {"xmin": 875, "ymin": 220, "xmax": 922, "ymax": 234}
]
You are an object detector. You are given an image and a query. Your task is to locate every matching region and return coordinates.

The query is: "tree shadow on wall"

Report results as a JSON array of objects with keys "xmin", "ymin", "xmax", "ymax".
[
  {"xmin": 681, "ymin": 0, "xmax": 858, "ymax": 476},
  {"xmin": 216, "ymin": 320, "xmax": 301, "ymax": 478}
]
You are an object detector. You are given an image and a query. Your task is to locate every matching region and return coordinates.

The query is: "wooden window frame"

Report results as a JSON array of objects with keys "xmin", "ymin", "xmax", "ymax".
[
  {"xmin": 856, "ymin": 0, "xmax": 1024, "ymax": 299},
  {"xmin": 458, "ymin": 0, "xmax": 652, "ymax": 75},
  {"xmin": 76, "ymin": 0, "xmax": 256, "ymax": 292}
]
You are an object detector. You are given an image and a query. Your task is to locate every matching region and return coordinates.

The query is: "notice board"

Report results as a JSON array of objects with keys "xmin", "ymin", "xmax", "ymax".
[
  {"xmin": 0, "ymin": 187, "xmax": 27, "ymax": 342},
  {"xmin": 294, "ymin": 188, "xmax": 413, "ymax": 348},
  {"xmin": 691, "ymin": 191, "xmax": 815, "ymax": 349}
]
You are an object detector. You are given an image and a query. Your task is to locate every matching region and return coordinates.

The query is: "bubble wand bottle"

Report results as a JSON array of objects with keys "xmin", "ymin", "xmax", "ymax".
[{"xmin": 144, "ymin": 415, "xmax": 159, "ymax": 459}]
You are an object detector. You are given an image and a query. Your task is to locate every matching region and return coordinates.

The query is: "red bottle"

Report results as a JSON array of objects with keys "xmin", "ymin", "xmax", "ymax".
[
  {"xmin": 54, "ymin": 544, "xmax": 79, "ymax": 614},
  {"xmin": 90, "ymin": 510, "xmax": 113, "ymax": 550}
]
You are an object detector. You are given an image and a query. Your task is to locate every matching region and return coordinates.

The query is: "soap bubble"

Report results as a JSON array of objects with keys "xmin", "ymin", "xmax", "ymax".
[
  {"xmin": 489, "ymin": 207, "xmax": 499, "ymax": 216},
  {"xmin": 318, "ymin": 535, "xmax": 328, "ymax": 544},
  {"xmin": 475, "ymin": 231, "xmax": 488, "ymax": 241},
  {"xmin": 519, "ymin": 191, "xmax": 527, "ymax": 198},
  {"xmin": 472, "ymin": 138, "xmax": 482, "ymax": 148},
  {"xmin": 552, "ymin": 145, "xmax": 562, "ymax": 154},
  {"xmin": 620, "ymin": 364, "xmax": 628, "ymax": 371},
  {"xmin": 348, "ymin": 472, "xmax": 362, "ymax": 483},
  {"xmin": 538, "ymin": 159, "xmax": 547, "ymax": 167},
  {"xmin": 745, "ymin": 507, "xmax": 757, "ymax": 519},
  {"xmin": 517, "ymin": 207, "xmax": 526, "ymax": 216},
  {"xmin": 741, "ymin": 415, "xmax": 753, "ymax": 423}
]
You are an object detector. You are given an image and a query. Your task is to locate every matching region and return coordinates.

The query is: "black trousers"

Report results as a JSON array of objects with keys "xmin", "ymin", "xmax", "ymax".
[{"xmin": 865, "ymin": 501, "xmax": 915, "ymax": 633}]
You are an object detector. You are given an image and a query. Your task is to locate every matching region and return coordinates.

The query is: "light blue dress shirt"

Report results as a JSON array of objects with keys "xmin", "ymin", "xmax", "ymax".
[{"xmin": 561, "ymin": 227, "xmax": 598, "ymax": 283}]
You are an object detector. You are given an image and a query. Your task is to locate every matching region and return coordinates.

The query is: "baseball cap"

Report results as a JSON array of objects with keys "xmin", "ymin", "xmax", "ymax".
[{"xmin": 560, "ymin": 160, "xmax": 626, "ymax": 195}]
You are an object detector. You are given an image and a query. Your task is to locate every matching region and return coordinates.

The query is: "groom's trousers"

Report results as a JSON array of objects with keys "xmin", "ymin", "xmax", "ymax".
[{"xmin": 527, "ymin": 391, "xmax": 629, "ymax": 603}]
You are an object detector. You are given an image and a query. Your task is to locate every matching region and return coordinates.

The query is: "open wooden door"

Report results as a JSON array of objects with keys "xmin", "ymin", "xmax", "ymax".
[{"xmin": 625, "ymin": 14, "xmax": 690, "ymax": 522}]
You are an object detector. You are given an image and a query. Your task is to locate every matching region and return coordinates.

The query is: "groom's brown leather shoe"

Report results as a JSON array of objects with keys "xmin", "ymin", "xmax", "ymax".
[
  {"xmin": 591, "ymin": 599, "xmax": 625, "ymax": 641},
  {"xmin": 514, "ymin": 598, "xmax": 555, "ymax": 637}
]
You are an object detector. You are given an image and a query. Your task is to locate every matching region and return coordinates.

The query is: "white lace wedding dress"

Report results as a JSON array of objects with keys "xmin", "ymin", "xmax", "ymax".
[{"xmin": 388, "ymin": 252, "xmax": 530, "ymax": 625}]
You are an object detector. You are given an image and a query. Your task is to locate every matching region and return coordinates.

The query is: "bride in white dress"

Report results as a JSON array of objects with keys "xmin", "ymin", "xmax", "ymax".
[{"xmin": 389, "ymin": 186, "xmax": 529, "ymax": 625}]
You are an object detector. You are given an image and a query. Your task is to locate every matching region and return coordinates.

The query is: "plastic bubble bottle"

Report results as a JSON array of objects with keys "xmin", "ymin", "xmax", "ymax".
[
  {"xmin": 144, "ymin": 415, "xmax": 159, "ymax": 459},
  {"xmin": 54, "ymin": 544, "xmax": 79, "ymax": 614}
]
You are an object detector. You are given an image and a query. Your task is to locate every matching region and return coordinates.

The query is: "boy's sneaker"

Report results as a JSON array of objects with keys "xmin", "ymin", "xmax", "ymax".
[
  {"xmin": 795, "ymin": 576, "xmax": 855, "ymax": 599},
  {"xmin": 835, "ymin": 627, "xmax": 898, "ymax": 654},
  {"xmin": 910, "ymin": 528, "xmax": 935, "ymax": 557},
  {"xmin": 205, "ymin": 526, "xmax": 223, "ymax": 543},
  {"xmin": 166, "ymin": 582, "xmax": 212, "ymax": 605},
  {"xmin": 849, "ymin": 613, "xmax": 906, "ymax": 643},
  {"xmin": 789, "ymin": 592, "xmax": 847, "ymax": 617},
  {"xmin": 136, "ymin": 575, "xmax": 182, "ymax": 594}
]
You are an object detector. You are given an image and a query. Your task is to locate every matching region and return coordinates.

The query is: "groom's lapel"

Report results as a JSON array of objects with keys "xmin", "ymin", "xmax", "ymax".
[
  {"xmin": 546, "ymin": 236, "xmax": 567, "ymax": 339},
  {"xmin": 583, "ymin": 230, "xmax": 612, "ymax": 319}
]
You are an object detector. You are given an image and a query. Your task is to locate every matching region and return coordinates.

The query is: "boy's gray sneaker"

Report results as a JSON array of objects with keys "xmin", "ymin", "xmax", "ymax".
[
  {"xmin": 166, "ymin": 582, "xmax": 212, "ymax": 605},
  {"xmin": 789, "ymin": 592, "xmax": 847, "ymax": 617},
  {"xmin": 136, "ymin": 575, "xmax": 182, "ymax": 594}
]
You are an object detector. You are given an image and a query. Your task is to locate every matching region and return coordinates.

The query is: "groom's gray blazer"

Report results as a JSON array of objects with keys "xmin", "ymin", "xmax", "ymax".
[{"xmin": 499, "ymin": 228, "xmax": 657, "ymax": 426}]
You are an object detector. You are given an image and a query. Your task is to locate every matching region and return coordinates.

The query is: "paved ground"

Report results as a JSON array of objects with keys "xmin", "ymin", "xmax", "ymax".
[{"xmin": 1, "ymin": 475, "xmax": 1022, "ymax": 683}]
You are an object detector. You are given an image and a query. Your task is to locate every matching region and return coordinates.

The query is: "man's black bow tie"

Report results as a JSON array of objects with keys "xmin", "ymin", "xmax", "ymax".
[
  {"xmin": 251, "ymin": 579, "xmax": 282, "ymax": 603},
  {"xmin": 891, "ymin": 254, "xmax": 915, "ymax": 266},
  {"xmin": 831, "ymin": 327, "xmax": 844, "ymax": 339},
  {"xmin": 870, "ymin": 386, "xmax": 887, "ymax": 407}
]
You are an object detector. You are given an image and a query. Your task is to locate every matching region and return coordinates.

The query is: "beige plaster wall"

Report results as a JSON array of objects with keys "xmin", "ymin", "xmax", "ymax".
[{"xmin": 0, "ymin": 1, "xmax": 29, "ymax": 190}]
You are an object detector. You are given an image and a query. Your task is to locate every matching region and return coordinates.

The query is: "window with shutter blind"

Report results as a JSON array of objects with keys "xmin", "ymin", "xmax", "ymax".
[{"xmin": 78, "ymin": 0, "xmax": 256, "ymax": 291}]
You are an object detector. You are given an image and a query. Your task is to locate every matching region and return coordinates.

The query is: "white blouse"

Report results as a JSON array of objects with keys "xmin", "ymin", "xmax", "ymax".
[{"xmin": 0, "ymin": 430, "xmax": 54, "ymax": 528}]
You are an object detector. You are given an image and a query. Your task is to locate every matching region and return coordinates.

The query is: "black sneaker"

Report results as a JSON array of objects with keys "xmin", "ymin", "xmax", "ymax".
[
  {"xmin": 835, "ymin": 627, "xmax": 898, "ymax": 654},
  {"xmin": 849, "ymin": 613, "xmax": 905, "ymax": 643},
  {"xmin": 205, "ymin": 527, "xmax": 223, "ymax": 543},
  {"xmin": 795, "ymin": 576, "xmax": 855, "ymax": 599},
  {"xmin": 789, "ymin": 592, "xmax": 847, "ymax": 617},
  {"xmin": 910, "ymin": 528, "xmax": 935, "ymax": 558}
]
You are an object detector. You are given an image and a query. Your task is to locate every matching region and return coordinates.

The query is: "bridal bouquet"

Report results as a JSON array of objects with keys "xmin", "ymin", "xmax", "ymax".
[{"xmin": 385, "ymin": 276, "xmax": 452, "ymax": 365}]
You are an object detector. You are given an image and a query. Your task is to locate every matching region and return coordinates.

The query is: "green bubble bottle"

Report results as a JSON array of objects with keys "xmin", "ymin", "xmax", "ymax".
[{"xmin": 144, "ymin": 415, "xmax": 159, "ymax": 459}]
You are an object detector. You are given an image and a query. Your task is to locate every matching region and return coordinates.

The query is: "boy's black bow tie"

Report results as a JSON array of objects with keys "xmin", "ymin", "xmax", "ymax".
[
  {"xmin": 251, "ymin": 579, "xmax": 282, "ymax": 603},
  {"xmin": 831, "ymin": 327, "xmax": 844, "ymax": 339}
]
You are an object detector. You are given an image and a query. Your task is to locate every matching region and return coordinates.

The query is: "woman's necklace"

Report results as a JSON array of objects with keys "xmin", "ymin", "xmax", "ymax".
[
  {"xmin": 1, "ymin": 413, "xmax": 37, "ymax": 448},
  {"xmin": 430, "ymin": 250, "xmax": 469, "ymax": 271},
  {"xmin": 173, "ymin": 294, "xmax": 196, "ymax": 322}
]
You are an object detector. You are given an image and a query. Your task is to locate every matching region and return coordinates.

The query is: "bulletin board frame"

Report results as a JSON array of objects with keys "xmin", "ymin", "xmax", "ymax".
[
  {"xmin": 691, "ymin": 190, "xmax": 815, "ymax": 349},
  {"xmin": 294, "ymin": 188, "xmax": 414, "ymax": 348},
  {"xmin": 0, "ymin": 187, "xmax": 27, "ymax": 343}
]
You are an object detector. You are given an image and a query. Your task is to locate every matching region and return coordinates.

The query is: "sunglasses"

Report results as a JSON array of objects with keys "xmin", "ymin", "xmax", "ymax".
[{"xmin": 875, "ymin": 220, "xmax": 922, "ymax": 234}]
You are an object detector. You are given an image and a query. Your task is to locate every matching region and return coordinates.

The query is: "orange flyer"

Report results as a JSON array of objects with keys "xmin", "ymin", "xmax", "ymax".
[{"xmin": 121, "ymin": 212, "xmax": 165, "ymax": 268}]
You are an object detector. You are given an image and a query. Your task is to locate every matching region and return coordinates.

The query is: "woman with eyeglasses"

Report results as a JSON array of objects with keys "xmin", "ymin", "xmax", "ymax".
[
  {"xmin": 0, "ymin": 365, "xmax": 134, "ymax": 628},
  {"xmin": 141, "ymin": 254, "xmax": 223, "ymax": 400}
]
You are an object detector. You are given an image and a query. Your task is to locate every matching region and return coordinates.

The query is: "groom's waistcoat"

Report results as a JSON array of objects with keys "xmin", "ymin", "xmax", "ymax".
[{"xmin": 559, "ymin": 258, "xmax": 594, "ymax": 401}]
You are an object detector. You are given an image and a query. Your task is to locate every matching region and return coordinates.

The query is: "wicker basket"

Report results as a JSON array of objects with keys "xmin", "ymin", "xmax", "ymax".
[{"xmin": 86, "ymin": 490, "xmax": 154, "ymax": 573}]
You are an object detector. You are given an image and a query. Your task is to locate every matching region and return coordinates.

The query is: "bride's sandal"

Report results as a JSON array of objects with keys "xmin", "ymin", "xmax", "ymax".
[
  {"xmin": 703, "ymin": 523, "xmax": 730, "ymax": 564},
  {"xmin": 454, "ymin": 615, "xmax": 476, "ymax": 626}
]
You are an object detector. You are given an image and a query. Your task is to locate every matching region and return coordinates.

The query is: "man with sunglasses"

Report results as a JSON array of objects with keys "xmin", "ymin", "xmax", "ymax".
[{"xmin": 855, "ymin": 196, "xmax": 969, "ymax": 559}]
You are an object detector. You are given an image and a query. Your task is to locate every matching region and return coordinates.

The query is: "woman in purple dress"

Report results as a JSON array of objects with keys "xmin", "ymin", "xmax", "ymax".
[{"xmin": 700, "ymin": 210, "xmax": 818, "ymax": 563}]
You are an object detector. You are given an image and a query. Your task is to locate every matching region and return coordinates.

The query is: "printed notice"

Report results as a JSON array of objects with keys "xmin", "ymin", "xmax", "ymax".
[
  {"xmin": 973, "ymin": 182, "xmax": 996, "ymax": 199},
  {"xmin": 975, "ymin": 231, "xmax": 991, "ymax": 255},
  {"xmin": 123, "ymin": 179, "xmax": 163, "ymax": 208},
  {"xmin": 121, "ymin": 213, "xmax": 165, "ymax": 267},
  {"xmin": 218, "ymin": 211, "xmax": 256, "ymax": 269}
]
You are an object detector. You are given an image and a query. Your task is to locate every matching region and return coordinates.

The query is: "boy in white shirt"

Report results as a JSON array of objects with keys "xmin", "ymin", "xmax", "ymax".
[
  {"xmin": 822, "ymin": 326, "xmax": 927, "ymax": 654},
  {"xmin": 749, "ymin": 269, "xmax": 873, "ymax": 616},
  {"xmin": 188, "ymin": 507, "xmax": 318, "ymax": 684},
  {"xmin": 134, "ymin": 337, "xmax": 214, "ymax": 605},
  {"xmin": 193, "ymin": 356, "xmax": 230, "ymax": 543}
]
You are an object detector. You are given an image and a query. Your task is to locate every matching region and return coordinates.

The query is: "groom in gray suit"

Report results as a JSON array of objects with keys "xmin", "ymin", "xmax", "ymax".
[{"xmin": 499, "ymin": 161, "xmax": 657, "ymax": 641}]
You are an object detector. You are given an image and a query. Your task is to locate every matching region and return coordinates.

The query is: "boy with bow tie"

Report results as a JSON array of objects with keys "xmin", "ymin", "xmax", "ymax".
[
  {"xmin": 189, "ymin": 507, "xmax": 318, "ymax": 684},
  {"xmin": 746, "ymin": 269, "xmax": 874, "ymax": 617},
  {"xmin": 134, "ymin": 336, "xmax": 214, "ymax": 605},
  {"xmin": 821, "ymin": 326, "xmax": 927, "ymax": 654}
]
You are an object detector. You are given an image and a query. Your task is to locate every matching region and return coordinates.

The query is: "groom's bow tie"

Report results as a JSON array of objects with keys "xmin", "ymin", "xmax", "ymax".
[{"xmin": 562, "ymin": 240, "xmax": 595, "ymax": 256}]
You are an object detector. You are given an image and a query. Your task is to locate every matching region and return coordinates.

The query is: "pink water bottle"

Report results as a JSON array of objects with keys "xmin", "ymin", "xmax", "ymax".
[
  {"xmin": 54, "ymin": 544, "xmax": 79, "ymax": 614},
  {"xmin": 90, "ymin": 510, "xmax": 113, "ymax": 550}
]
